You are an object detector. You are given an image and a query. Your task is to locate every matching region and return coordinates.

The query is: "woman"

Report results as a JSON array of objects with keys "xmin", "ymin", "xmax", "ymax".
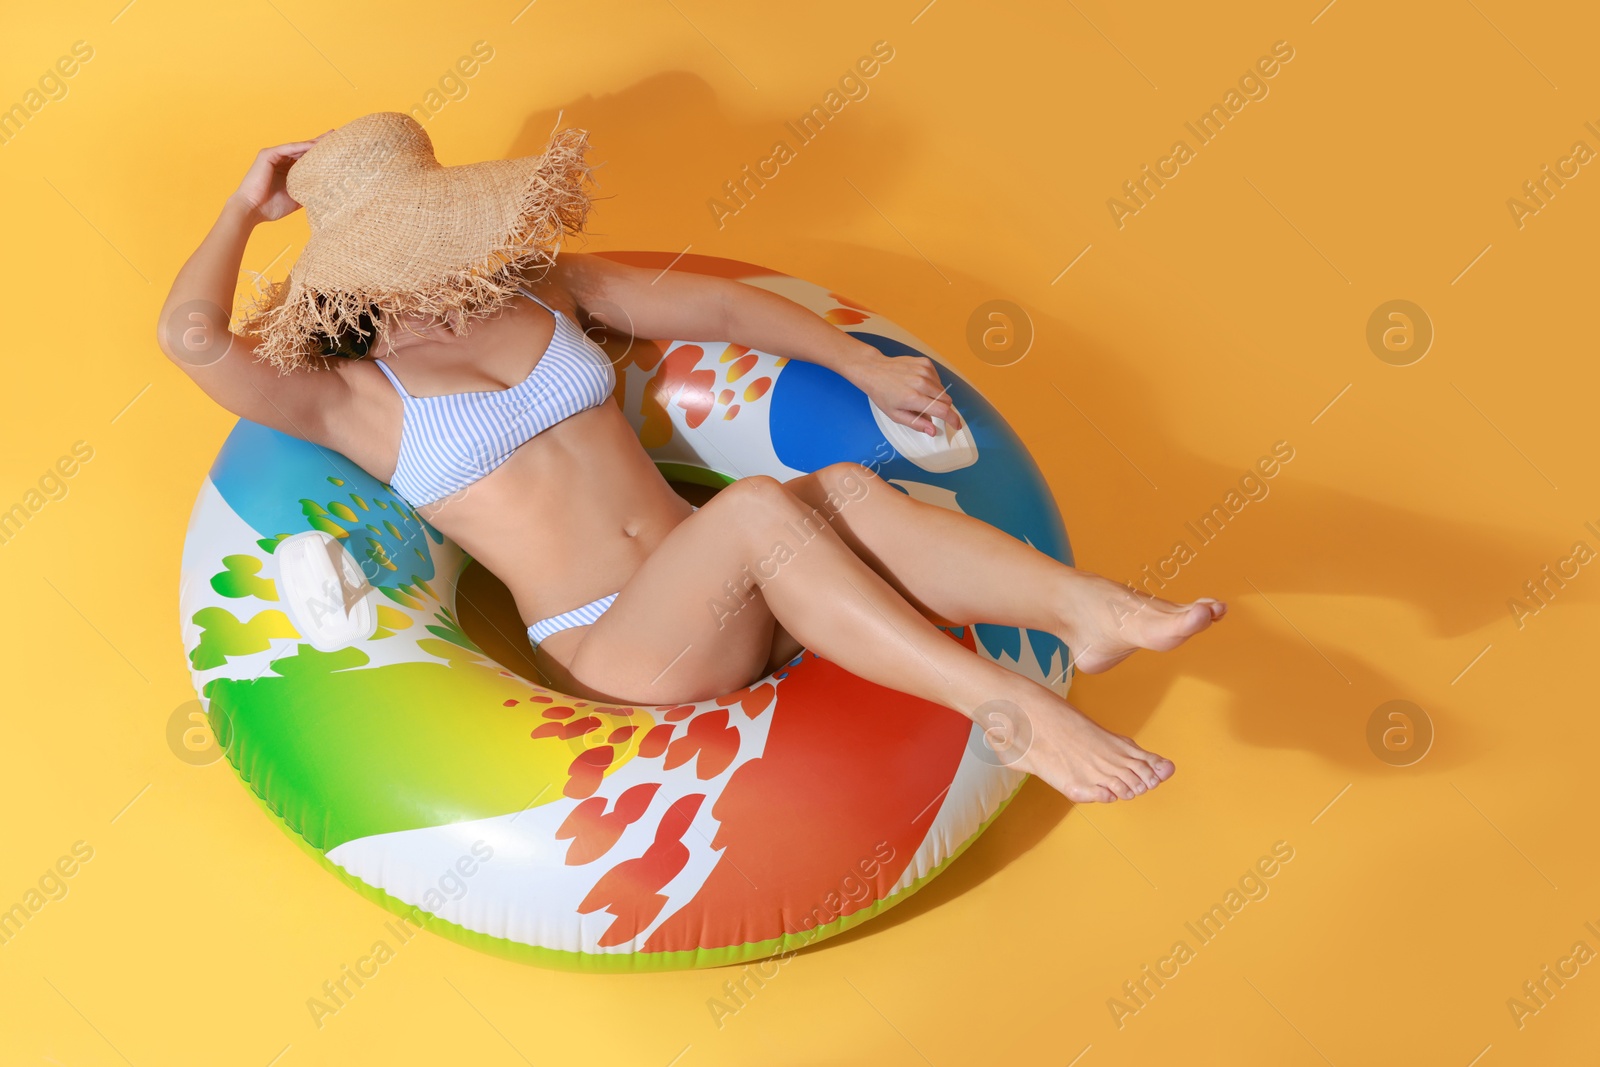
[{"xmin": 157, "ymin": 114, "xmax": 1225, "ymax": 804}]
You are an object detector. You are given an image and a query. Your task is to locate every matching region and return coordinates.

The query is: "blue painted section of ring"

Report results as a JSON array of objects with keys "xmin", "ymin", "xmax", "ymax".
[
  {"xmin": 209, "ymin": 419, "xmax": 439, "ymax": 587},
  {"xmin": 769, "ymin": 332, "xmax": 1073, "ymax": 678}
]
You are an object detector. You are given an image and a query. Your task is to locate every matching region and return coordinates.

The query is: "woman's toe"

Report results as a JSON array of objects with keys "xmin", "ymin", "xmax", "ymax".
[
  {"xmin": 1128, "ymin": 760, "xmax": 1161, "ymax": 790},
  {"xmin": 1112, "ymin": 766, "xmax": 1147, "ymax": 796}
]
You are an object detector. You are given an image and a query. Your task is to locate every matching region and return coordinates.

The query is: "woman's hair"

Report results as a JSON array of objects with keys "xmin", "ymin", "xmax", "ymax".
[{"xmin": 312, "ymin": 300, "xmax": 380, "ymax": 359}]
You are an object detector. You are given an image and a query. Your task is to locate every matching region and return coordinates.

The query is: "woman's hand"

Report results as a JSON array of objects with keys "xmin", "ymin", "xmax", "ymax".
[
  {"xmin": 849, "ymin": 350, "xmax": 964, "ymax": 437},
  {"xmin": 229, "ymin": 133, "xmax": 331, "ymax": 224}
]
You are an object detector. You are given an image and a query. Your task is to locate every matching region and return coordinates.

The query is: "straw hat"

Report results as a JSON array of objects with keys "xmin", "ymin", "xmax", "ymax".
[{"xmin": 236, "ymin": 111, "xmax": 595, "ymax": 370}]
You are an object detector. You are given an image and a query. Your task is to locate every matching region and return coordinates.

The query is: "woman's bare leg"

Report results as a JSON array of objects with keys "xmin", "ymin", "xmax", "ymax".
[
  {"xmin": 781, "ymin": 462, "xmax": 1226, "ymax": 674},
  {"xmin": 559, "ymin": 474, "xmax": 1172, "ymax": 802}
]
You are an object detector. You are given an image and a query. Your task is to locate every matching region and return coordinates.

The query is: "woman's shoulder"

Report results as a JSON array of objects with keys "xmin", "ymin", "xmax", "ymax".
[{"xmin": 512, "ymin": 259, "xmax": 585, "ymax": 318}]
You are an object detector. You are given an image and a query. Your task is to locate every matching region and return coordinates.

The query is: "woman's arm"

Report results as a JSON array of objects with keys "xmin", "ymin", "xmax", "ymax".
[
  {"xmin": 156, "ymin": 136, "xmax": 362, "ymax": 447},
  {"xmin": 555, "ymin": 253, "xmax": 963, "ymax": 436}
]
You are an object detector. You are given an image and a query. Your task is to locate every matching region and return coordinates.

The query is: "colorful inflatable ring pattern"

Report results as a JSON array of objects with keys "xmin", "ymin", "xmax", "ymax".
[{"xmin": 179, "ymin": 252, "xmax": 1074, "ymax": 972}]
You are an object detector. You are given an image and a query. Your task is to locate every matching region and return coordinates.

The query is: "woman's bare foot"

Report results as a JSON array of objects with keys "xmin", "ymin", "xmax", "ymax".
[
  {"xmin": 979, "ymin": 695, "xmax": 1175, "ymax": 802},
  {"xmin": 1056, "ymin": 573, "xmax": 1226, "ymax": 675}
]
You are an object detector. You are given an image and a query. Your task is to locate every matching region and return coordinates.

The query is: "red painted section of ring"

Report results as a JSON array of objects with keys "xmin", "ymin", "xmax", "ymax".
[
  {"xmin": 640, "ymin": 630, "xmax": 979, "ymax": 953},
  {"xmin": 663, "ymin": 708, "xmax": 741, "ymax": 780},
  {"xmin": 580, "ymin": 793, "xmax": 708, "ymax": 947},
  {"xmin": 647, "ymin": 344, "xmax": 718, "ymax": 433},
  {"xmin": 557, "ymin": 782, "xmax": 662, "ymax": 866}
]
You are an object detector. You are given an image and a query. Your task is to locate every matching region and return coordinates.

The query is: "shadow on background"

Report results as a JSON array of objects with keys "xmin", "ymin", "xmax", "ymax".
[{"xmin": 505, "ymin": 69, "xmax": 915, "ymax": 247}]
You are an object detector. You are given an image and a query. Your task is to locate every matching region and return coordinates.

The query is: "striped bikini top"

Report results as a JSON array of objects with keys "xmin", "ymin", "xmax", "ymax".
[{"xmin": 374, "ymin": 287, "xmax": 616, "ymax": 508}]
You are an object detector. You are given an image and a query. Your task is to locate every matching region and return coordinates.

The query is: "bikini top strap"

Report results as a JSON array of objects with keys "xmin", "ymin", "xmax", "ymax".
[
  {"xmin": 372, "ymin": 358, "xmax": 412, "ymax": 399},
  {"xmin": 517, "ymin": 285, "xmax": 561, "ymax": 317}
]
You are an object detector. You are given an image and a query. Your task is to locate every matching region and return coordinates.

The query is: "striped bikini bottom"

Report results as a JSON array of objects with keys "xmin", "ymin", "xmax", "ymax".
[{"xmin": 526, "ymin": 505, "xmax": 698, "ymax": 650}]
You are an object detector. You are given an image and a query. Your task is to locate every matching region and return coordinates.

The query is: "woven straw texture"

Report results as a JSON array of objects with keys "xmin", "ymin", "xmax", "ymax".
[{"xmin": 235, "ymin": 111, "xmax": 594, "ymax": 370}]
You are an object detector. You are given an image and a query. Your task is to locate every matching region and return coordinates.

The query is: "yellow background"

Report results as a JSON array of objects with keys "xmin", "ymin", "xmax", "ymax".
[{"xmin": 2, "ymin": 0, "xmax": 1596, "ymax": 1063}]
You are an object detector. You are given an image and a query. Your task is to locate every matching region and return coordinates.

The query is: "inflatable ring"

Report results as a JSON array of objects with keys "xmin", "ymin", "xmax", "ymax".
[{"xmin": 179, "ymin": 252, "xmax": 1074, "ymax": 972}]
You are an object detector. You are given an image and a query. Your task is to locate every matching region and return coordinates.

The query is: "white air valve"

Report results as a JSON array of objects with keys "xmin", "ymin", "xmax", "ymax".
[
  {"xmin": 275, "ymin": 531, "xmax": 379, "ymax": 652},
  {"xmin": 870, "ymin": 400, "xmax": 979, "ymax": 473}
]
